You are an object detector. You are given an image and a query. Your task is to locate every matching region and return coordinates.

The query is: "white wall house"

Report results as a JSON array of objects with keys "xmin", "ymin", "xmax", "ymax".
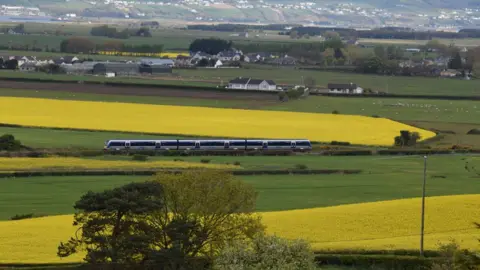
[
  {"xmin": 327, "ymin": 83, "xmax": 364, "ymax": 94},
  {"xmin": 228, "ymin": 77, "xmax": 277, "ymax": 91}
]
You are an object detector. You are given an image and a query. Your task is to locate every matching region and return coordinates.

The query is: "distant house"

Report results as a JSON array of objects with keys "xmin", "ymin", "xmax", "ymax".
[
  {"xmin": 19, "ymin": 62, "xmax": 37, "ymax": 72},
  {"xmin": 191, "ymin": 51, "xmax": 213, "ymax": 60},
  {"xmin": 270, "ymin": 56, "xmax": 296, "ymax": 66},
  {"xmin": 217, "ymin": 50, "xmax": 242, "ymax": 62},
  {"xmin": 63, "ymin": 62, "xmax": 99, "ymax": 74},
  {"xmin": 9, "ymin": 56, "xmax": 36, "ymax": 66},
  {"xmin": 51, "ymin": 56, "xmax": 79, "ymax": 65},
  {"xmin": 405, "ymin": 48, "xmax": 421, "ymax": 53},
  {"xmin": 227, "ymin": 77, "xmax": 277, "ymax": 91},
  {"xmin": 175, "ymin": 55, "xmax": 193, "ymax": 67},
  {"xmin": 214, "ymin": 60, "xmax": 223, "ymax": 68},
  {"xmin": 140, "ymin": 58, "xmax": 174, "ymax": 67},
  {"xmin": 328, "ymin": 83, "xmax": 363, "ymax": 94}
]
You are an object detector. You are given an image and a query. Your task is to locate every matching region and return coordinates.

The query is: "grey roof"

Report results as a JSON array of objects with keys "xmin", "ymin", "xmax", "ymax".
[
  {"xmin": 229, "ymin": 77, "xmax": 276, "ymax": 86},
  {"xmin": 328, "ymin": 83, "xmax": 357, "ymax": 90},
  {"xmin": 62, "ymin": 56, "xmax": 78, "ymax": 63},
  {"xmin": 140, "ymin": 58, "xmax": 174, "ymax": 66}
]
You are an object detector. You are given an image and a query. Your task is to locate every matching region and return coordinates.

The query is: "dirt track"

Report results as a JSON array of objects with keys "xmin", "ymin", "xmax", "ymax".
[{"xmin": 0, "ymin": 80, "xmax": 279, "ymax": 101}]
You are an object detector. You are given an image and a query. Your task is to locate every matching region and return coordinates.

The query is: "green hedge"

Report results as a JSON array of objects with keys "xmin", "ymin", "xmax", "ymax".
[{"xmin": 314, "ymin": 254, "xmax": 438, "ymax": 270}]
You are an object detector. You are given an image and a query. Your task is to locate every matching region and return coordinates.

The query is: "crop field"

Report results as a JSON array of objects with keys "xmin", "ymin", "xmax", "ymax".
[
  {"xmin": 1, "ymin": 154, "xmax": 479, "ymax": 217},
  {"xmin": 0, "ymin": 157, "xmax": 237, "ymax": 171},
  {"xmin": 0, "ymin": 97, "xmax": 435, "ymax": 146},
  {"xmin": 358, "ymin": 38, "xmax": 480, "ymax": 48},
  {"xmin": 0, "ymin": 194, "xmax": 478, "ymax": 263}
]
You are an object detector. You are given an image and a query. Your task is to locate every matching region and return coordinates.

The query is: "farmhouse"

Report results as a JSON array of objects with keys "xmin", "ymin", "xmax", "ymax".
[
  {"xmin": 228, "ymin": 77, "xmax": 277, "ymax": 91},
  {"xmin": 328, "ymin": 83, "xmax": 364, "ymax": 94}
]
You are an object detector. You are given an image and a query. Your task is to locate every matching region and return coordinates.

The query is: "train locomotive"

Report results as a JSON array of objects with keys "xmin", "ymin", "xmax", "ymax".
[{"xmin": 104, "ymin": 139, "xmax": 312, "ymax": 151}]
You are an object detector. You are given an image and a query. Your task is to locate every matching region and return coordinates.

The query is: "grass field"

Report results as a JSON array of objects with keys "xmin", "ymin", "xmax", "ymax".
[
  {"xmin": 0, "ymin": 154, "xmax": 479, "ymax": 219},
  {"xmin": 0, "ymin": 194, "xmax": 478, "ymax": 263},
  {"xmin": 0, "ymin": 97, "xmax": 435, "ymax": 145},
  {"xmin": 176, "ymin": 68, "xmax": 480, "ymax": 96}
]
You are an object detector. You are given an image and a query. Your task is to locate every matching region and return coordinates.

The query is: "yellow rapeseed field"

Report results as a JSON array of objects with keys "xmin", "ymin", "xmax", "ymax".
[
  {"xmin": 0, "ymin": 157, "xmax": 237, "ymax": 171},
  {"xmin": 0, "ymin": 195, "xmax": 478, "ymax": 263},
  {"xmin": 0, "ymin": 97, "xmax": 435, "ymax": 146},
  {"xmin": 262, "ymin": 194, "xmax": 480, "ymax": 251}
]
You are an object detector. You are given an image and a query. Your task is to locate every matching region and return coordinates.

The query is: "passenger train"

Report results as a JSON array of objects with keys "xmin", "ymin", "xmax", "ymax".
[{"xmin": 104, "ymin": 139, "xmax": 312, "ymax": 151}]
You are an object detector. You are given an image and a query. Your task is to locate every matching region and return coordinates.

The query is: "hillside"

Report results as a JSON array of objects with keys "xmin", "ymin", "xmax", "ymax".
[{"xmin": 0, "ymin": 0, "xmax": 479, "ymax": 26}]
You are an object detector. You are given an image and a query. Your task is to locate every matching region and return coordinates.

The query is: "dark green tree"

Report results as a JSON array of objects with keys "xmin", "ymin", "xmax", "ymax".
[
  {"xmin": 57, "ymin": 181, "xmax": 165, "ymax": 264},
  {"xmin": 188, "ymin": 38, "xmax": 232, "ymax": 55},
  {"xmin": 4, "ymin": 59, "xmax": 18, "ymax": 70},
  {"xmin": 0, "ymin": 134, "xmax": 22, "ymax": 151},
  {"xmin": 374, "ymin": 45, "xmax": 386, "ymax": 60},
  {"xmin": 449, "ymin": 52, "xmax": 463, "ymax": 70}
]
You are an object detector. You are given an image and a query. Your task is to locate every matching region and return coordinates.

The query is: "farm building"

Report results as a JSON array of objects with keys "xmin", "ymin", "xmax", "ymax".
[
  {"xmin": 19, "ymin": 62, "xmax": 37, "ymax": 72},
  {"xmin": 92, "ymin": 63, "xmax": 139, "ymax": 76},
  {"xmin": 140, "ymin": 58, "xmax": 174, "ymax": 67},
  {"xmin": 228, "ymin": 77, "xmax": 277, "ymax": 91},
  {"xmin": 328, "ymin": 83, "xmax": 364, "ymax": 94},
  {"xmin": 139, "ymin": 65, "xmax": 172, "ymax": 74},
  {"xmin": 62, "ymin": 62, "xmax": 99, "ymax": 74}
]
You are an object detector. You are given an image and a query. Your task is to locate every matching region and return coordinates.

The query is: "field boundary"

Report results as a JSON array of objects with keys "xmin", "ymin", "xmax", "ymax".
[
  {"xmin": 0, "ymin": 169, "xmax": 363, "ymax": 178},
  {"xmin": 313, "ymin": 92, "xmax": 480, "ymax": 101}
]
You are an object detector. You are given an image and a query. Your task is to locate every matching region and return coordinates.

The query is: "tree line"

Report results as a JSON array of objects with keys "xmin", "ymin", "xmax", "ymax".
[
  {"xmin": 59, "ymin": 38, "xmax": 163, "ymax": 54},
  {"xmin": 187, "ymin": 23, "xmax": 300, "ymax": 32},
  {"xmin": 90, "ymin": 25, "xmax": 152, "ymax": 39},
  {"xmin": 283, "ymin": 27, "xmax": 480, "ymax": 40}
]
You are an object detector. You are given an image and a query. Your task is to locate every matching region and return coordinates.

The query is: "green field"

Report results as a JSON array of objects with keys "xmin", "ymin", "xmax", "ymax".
[{"xmin": 0, "ymin": 154, "xmax": 479, "ymax": 220}]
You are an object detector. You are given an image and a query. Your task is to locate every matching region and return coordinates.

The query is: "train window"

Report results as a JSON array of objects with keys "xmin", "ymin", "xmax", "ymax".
[
  {"xmin": 230, "ymin": 141, "xmax": 246, "ymax": 146},
  {"xmin": 296, "ymin": 141, "xmax": 312, "ymax": 146},
  {"xmin": 201, "ymin": 141, "xmax": 224, "ymax": 146},
  {"xmin": 109, "ymin": 141, "xmax": 125, "ymax": 147},
  {"xmin": 161, "ymin": 141, "xmax": 177, "ymax": 146},
  {"xmin": 131, "ymin": 141, "xmax": 156, "ymax": 147},
  {"xmin": 247, "ymin": 141, "xmax": 263, "ymax": 146},
  {"xmin": 178, "ymin": 141, "xmax": 195, "ymax": 146},
  {"xmin": 268, "ymin": 141, "xmax": 291, "ymax": 146}
]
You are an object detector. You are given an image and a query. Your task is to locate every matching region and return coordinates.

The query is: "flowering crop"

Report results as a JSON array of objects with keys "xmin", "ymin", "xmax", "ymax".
[
  {"xmin": 0, "ymin": 157, "xmax": 237, "ymax": 171},
  {"xmin": 262, "ymin": 194, "xmax": 480, "ymax": 251},
  {"xmin": 0, "ymin": 97, "xmax": 435, "ymax": 146},
  {"xmin": 0, "ymin": 195, "xmax": 478, "ymax": 263}
]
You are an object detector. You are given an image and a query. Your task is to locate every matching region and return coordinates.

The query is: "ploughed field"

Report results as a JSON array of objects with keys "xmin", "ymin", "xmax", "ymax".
[{"xmin": 0, "ymin": 97, "xmax": 435, "ymax": 146}]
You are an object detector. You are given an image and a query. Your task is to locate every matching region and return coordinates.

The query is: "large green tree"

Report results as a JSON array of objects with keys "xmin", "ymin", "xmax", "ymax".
[
  {"xmin": 57, "ymin": 181, "xmax": 165, "ymax": 264},
  {"xmin": 149, "ymin": 170, "xmax": 264, "ymax": 261}
]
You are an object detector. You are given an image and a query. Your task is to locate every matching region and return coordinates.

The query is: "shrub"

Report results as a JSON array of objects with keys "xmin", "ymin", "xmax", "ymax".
[
  {"xmin": 394, "ymin": 130, "xmax": 421, "ymax": 147},
  {"xmin": 295, "ymin": 164, "xmax": 308, "ymax": 170},
  {"xmin": 371, "ymin": 114, "xmax": 380, "ymax": 118},
  {"xmin": 132, "ymin": 154, "xmax": 148, "ymax": 162},
  {"xmin": 233, "ymin": 161, "xmax": 241, "ymax": 166},
  {"xmin": 331, "ymin": 141, "xmax": 351, "ymax": 146},
  {"xmin": 314, "ymin": 254, "xmax": 435, "ymax": 270},
  {"xmin": 332, "ymin": 110, "xmax": 340, "ymax": 114},
  {"xmin": 200, "ymin": 159, "xmax": 211, "ymax": 164},
  {"xmin": 10, "ymin": 213, "xmax": 46, "ymax": 220},
  {"xmin": 467, "ymin": 128, "xmax": 480, "ymax": 135},
  {"xmin": 173, "ymin": 158, "xmax": 184, "ymax": 162},
  {"xmin": 0, "ymin": 134, "xmax": 22, "ymax": 151}
]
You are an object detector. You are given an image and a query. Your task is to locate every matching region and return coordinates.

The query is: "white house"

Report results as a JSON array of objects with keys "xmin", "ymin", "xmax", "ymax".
[
  {"xmin": 227, "ymin": 77, "xmax": 277, "ymax": 91},
  {"xmin": 214, "ymin": 60, "xmax": 223, "ymax": 68},
  {"xmin": 327, "ymin": 83, "xmax": 364, "ymax": 94}
]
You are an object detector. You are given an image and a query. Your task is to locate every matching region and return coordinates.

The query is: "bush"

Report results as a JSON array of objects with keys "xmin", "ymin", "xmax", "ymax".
[
  {"xmin": 332, "ymin": 110, "xmax": 340, "ymax": 114},
  {"xmin": 467, "ymin": 128, "xmax": 480, "ymax": 135},
  {"xmin": 200, "ymin": 159, "xmax": 211, "ymax": 164},
  {"xmin": 394, "ymin": 130, "xmax": 421, "ymax": 147},
  {"xmin": 10, "ymin": 213, "xmax": 46, "ymax": 220},
  {"xmin": 132, "ymin": 154, "xmax": 148, "ymax": 162},
  {"xmin": 371, "ymin": 114, "xmax": 380, "ymax": 118},
  {"xmin": 233, "ymin": 161, "xmax": 241, "ymax": 166},
  {"xmin": 173, "ymin": 158, "xmax": 184, "ymax": 162},
  {"xmin": 295, "ymin": 164, "xmax": 308, "ymax": 170},
  {"xmin": 331, "ymin": 141, "xmax": 351, "ymax": 146},
  {"xmin": 0, "ymin": 134, "xmax": 22, "ymax": 151},
  {"xmin": 314, "ymin": 254, "xmax": 436, "ymax": 270}
]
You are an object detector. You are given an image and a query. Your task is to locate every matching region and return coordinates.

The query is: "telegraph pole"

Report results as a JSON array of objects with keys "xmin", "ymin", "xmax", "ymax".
[{"xmin": 420, "ymin": 155, "xmax": 428, "ymax": 257}]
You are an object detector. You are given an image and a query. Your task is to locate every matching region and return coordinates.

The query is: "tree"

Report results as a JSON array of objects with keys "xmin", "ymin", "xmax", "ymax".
[
  {"xmin": 135, "ymin": 27, "xmax": 152, "ymax": 37},
  {"xmin": 374, "ymin": 45, "xmax": 386, "ymax": 60},
  {"xmin": 12, "ymin": 23, "xmax": 25, "ymax": 34},
  {"xmin": 430, "ymin": 241, "xmax": 480, "ymax": 270},
  {"xmin": 60, "ymin": 37, "xmax": 95, "ymax": 53},
  {"xmin": 323, "ymin": 31, "xmax": 340, "ymax": 40},
  {"xmin": 57, "ymin": 181, "xmax": 165, "ymax": 264},
  {"xmin": 101, "ymin": 40, "xmax": 124, "ymax": 51},
  {"xmin": 394, "ymin": 130, "xmax": 421, "ymax": 147},
  {"xmin": 149, "ymin": 170, "xmax": 264, "ymax": 261},
  {"xmin": 0, "ymin": 134, "xmax": 22, "ymax": 151},
  {"xmin": 449, "ymin": 52, "xmax": 463, "ymax": 70},
  {"xmin": 189, "ymin": 38, "xmax": 232, "ymax": 55},
  {"xmin": 4, "ymin": 59, "xmax": 18, "ymax": 70},
  {"xmin": 0, "ymin": 58, "xmax": 4, "ymax": 69},
  {"xmin": 289, "ymin": 30, "xmax": 298, "ymax": 39},
  {"xmin": 214, "ymin": 235, "xmax": 316, "ymax": 270}
]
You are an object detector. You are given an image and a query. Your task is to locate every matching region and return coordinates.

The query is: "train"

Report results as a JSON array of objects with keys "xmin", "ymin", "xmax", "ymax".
[{"xmin": 104, "ymin": 139, "xmax": 312, "ymax": 151}]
